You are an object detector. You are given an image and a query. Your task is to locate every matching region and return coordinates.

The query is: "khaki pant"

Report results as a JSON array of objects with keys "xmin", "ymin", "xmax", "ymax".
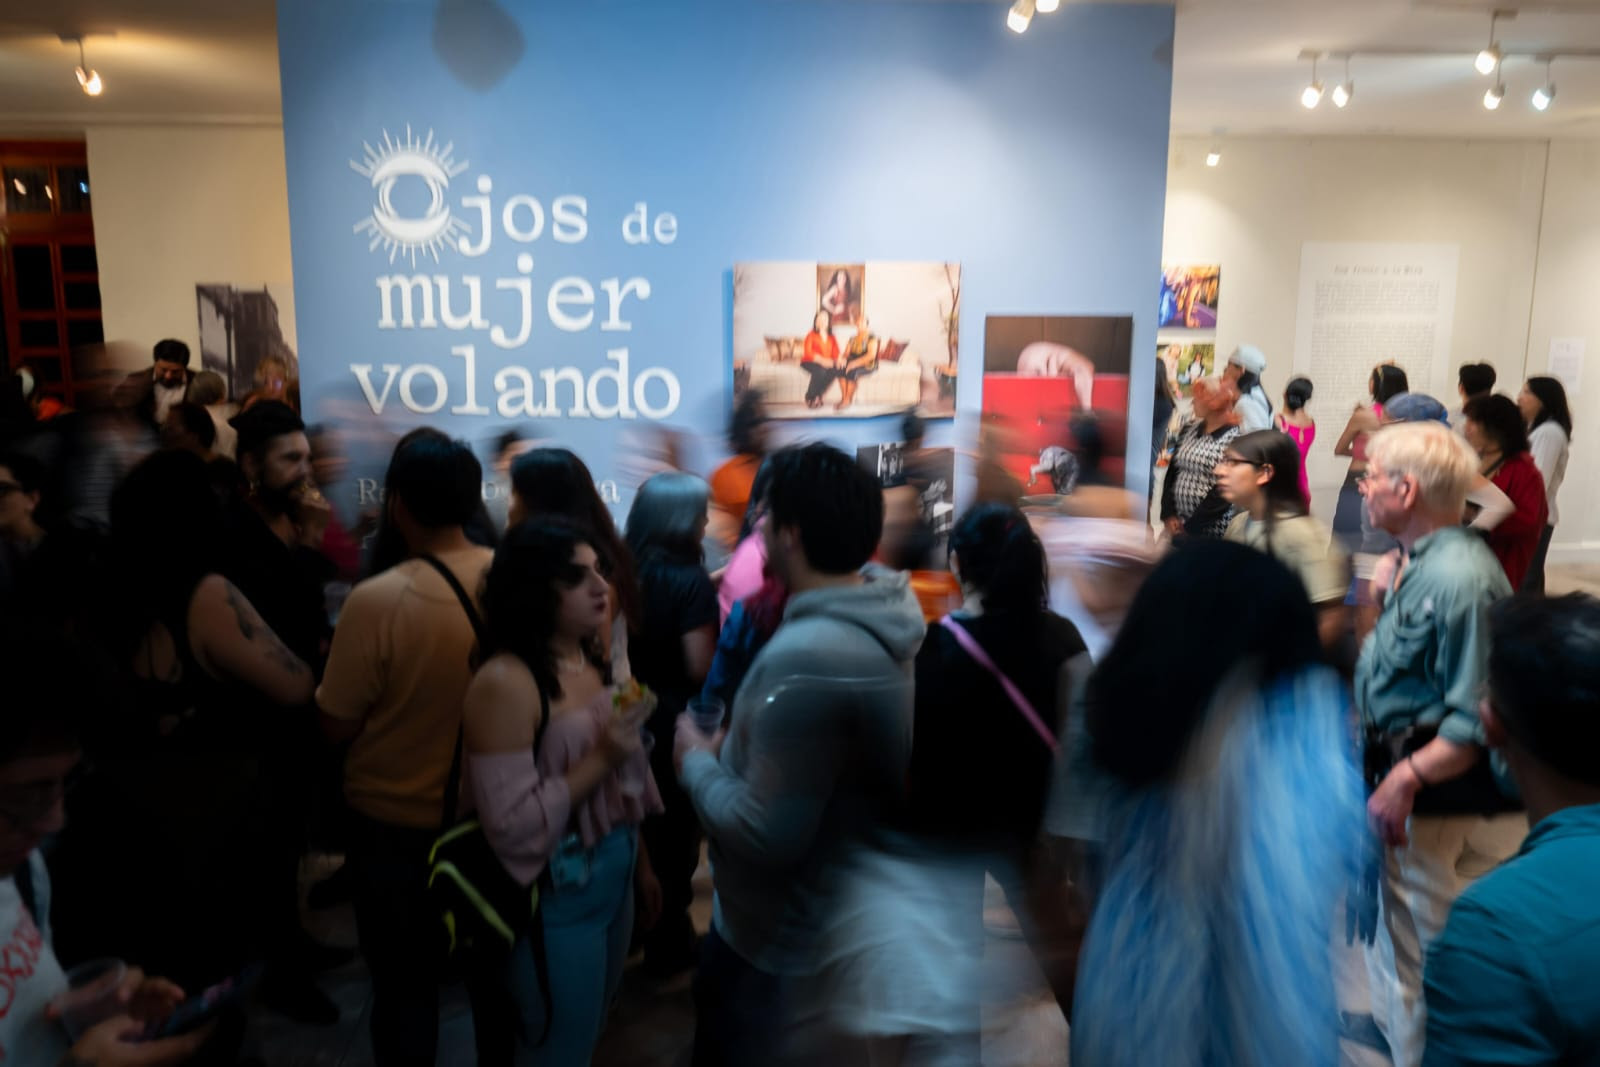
[{"xmin": 1363, "ymin": 812, "xmax": 1527, "ymax": 1067}]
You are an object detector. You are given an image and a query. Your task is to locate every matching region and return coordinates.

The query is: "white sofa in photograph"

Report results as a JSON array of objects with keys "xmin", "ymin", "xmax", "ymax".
[{"xmin": 746, "ymin": 332, "xmax": 924, "ymax": 414}]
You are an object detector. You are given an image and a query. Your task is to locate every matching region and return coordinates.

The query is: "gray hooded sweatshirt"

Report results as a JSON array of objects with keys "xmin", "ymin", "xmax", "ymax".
[{"xmin": 680, "ymin": 564, "xmax": 925, "ymax": 977}]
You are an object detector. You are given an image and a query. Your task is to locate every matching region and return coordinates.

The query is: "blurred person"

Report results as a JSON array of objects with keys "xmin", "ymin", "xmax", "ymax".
[
  {"xmin": 716, "ymin": 456, "xmax": 776, "ymax": 625},
  {"xmin": 1223, "ymin": 343, "xmax": 1272, "ymax": 432},
  {"xmin": 316, "ymin": 431, "xmax": 498, "ymax": 1066},
  {"xmin": 0, "ymin": 451, "xmax": 46, "ymax": 599},
  {"xmin": 1423, "ymin": 593, "xmax": 1600, "ymax": 1066},
  {"xmin": 1461, "ymin": 395, "xmax": 1548, "ymax": 591},
  {"xmin": 185, "ymin": 369, "xmax": 236, "ymax": 459},
  {"xmin": 1448, "ymin": 362, "xmax": 1496, "ymax": 431},
  {"xmin": 1517, "ymin": 376, "xmax": 1572, "ymax": 593},
  {"xmin": 247, "ymin": 355, "xmax": 294, "ymax": 412},
  {"xmin": 306, "ymin": 424, "xmax": 365, "ymax": 584},
  {"xmin": 1151, "ymin": 357, "xmax": 1177, "ymax": 476},
  {"xmin": 509, "ymin": 448, "xmax": 642, "ymax": 676},
  {"xmin": 700, "ymin": 571, "xmax": 789, "ymax": 713},
  {"xmin": 1353, "ymin": 421, "xmax": 1525, "ymax": 1067},
  {"xmin": 672, "ymin": 443, "xmax": 924, "ymax": 1064},
  {"xmin": 1219, "ymin": 430, "xmax": 1349, "ymax": 655},
  {"xmin": 897, "ymin": 504, "xmax": 1089, "ymax": 1053},
  {"xmin": 159, "ymin": 401, "xmax": 218, "ymax": 460},
  {"xmin": 974, "ymin": 418, "xmax": 1024, "ymax": 507},
  {"xmin": 461, "ymin": 520, "xmax": 660, "ymax": 1064},
  {"xmin": 1071, "ymin": 540, "xmax": 1364, "ymax": 1067},
  {"xmin": 1159, "ymin": 375, "xmax": 1240, "ymax": 541},
  {"xmin": 709, "ymin": 390, "xmax": 770, "ymax": 548},
  {"xmin": 1275, "ymin": 375, "xmax": 1316, "ymax": 509},
  {"xmin": 483, "ymin": 426, "xmax": 535, "ymax": 532},
  {"xmin": 0, "ymin": 622, "xmax": 220, "ymax": 1067},
  {"xmin": 624, "ymin": 472, "xmax": 718, "ymax": 977},
  {"xmin": 49, "ymin": 450, "xmax": 313, "ymax": 1000},
  {"xmin": 115, "ymin": 339, "xmax": 194, "ymax": 435},
  {"xmin": 1332, "ymin": 362, "xmax": 1409, "ymax": 553}
]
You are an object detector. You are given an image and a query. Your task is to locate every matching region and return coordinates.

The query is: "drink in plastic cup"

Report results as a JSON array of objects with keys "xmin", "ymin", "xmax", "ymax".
[
  {"xmin": 619, "ymin": 730, "xmax": 655, "ymax": 799},
  {"xmin": 54, "ymin": 958, "xmax": 127, "ymax": 1041},
  {"xmin": 687, "ymin": 697, "xmax": 725, "ymax": 734}
]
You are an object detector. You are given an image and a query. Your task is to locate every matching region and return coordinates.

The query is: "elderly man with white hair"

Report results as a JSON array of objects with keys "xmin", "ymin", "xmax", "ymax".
[{"xmin": 1353, "ymin": 420, "xmax": 1526, "ymax": 1067}]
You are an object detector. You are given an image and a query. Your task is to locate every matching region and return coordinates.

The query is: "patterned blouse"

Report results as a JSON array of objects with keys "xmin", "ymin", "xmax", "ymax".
[{"xmin": 1161, "ymin": 418, "xmax": 1241, "ymax": 539}]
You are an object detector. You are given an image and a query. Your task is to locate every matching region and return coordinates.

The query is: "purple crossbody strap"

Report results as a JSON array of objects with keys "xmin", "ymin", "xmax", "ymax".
[{"xmin": 939, "ymin": 616, "xmax": 1059, "ymax": 753}]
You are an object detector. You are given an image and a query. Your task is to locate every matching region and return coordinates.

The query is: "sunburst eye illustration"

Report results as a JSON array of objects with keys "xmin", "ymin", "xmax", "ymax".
[{"xmin": 351, "ymin": 126, "xmax": 471, "ymax": 266}]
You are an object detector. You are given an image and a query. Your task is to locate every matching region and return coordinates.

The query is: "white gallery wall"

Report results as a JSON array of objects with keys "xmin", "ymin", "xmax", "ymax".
[
  {"xmin": 86, "ymin": 125, "xmax": 297, "ymax": 373},
  {"xmin": 1165, "ymin": 134, "xmax": 1600, "ymax": 561}
]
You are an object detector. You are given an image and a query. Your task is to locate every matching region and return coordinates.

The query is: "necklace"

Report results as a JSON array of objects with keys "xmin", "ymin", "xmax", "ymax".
[{"xmin": 556, "ymin": 650, "xmax": 588, "ymax": 674}]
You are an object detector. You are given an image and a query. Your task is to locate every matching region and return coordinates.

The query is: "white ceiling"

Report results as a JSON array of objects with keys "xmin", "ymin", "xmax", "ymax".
[{"xmin": 4, "ymin": 1, "xmax": 1600, "ymax": 137}]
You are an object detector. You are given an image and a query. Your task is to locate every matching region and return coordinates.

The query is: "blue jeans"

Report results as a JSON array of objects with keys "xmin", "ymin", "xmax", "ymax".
[{"xmin": 507, "ymin": 826, "xmax": 637, "ymax": 1064}]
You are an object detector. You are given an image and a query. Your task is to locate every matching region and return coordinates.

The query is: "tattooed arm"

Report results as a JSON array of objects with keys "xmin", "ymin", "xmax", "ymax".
[{"xmin": 188, "ymin": 574, "xmax": 314, "ymax": 706}]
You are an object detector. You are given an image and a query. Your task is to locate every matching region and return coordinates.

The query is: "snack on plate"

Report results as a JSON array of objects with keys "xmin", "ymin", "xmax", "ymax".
[{"xmin": 612, "ymin": 678, "xmax": 649, "ymax": 714}]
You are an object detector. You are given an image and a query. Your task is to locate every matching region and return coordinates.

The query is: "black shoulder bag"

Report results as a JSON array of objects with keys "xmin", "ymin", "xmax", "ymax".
[{"xmin": 417, "ymin": 555, "xmax": 554, "ymax": 1044}]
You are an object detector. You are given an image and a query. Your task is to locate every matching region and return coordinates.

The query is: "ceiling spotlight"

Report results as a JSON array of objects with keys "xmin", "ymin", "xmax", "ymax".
[
  {"xmin": 1331, "ymin": 55, "xmax": 1353, "ymax": 108},
  {"xmin": 1301, "ymin": 52, "xmax": 1324, "ymax": 109},
  {"xmin": 1205, "ymin": 149, "xmax": 1222, "ymax": 168},
  {"xmin": 67, "ymin": 37, "xmax": 103, "ymax": 97},
  {"xmin": 1007, "ymin": 0, "xmax": 1035, "ymax": 34},
  {"xmin": 1533, "ymin": 59, "xmax": 1555, "ymax": 111},
  {"xmin": 1037, "ymin": 0, "xmax": 1060, "ymax": 12},
  {"xmin": 1476, "ymin": 11, "xmax": 1505, "ymax": 76},
  {"xmin": 1484, "ymin": 81, "xmax": 1505, "ymax": 110}
]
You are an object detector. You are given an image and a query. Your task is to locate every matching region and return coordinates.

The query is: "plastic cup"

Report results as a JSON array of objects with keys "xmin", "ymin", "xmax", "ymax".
[
  {"xmin": 54, "ymin": 958, "xmax": 127, "ymax": 1041},
  {"xmin": 619, "ymin": 730, "xmax": 656, "ymax": 799},
  {"xmin": 687, "ymin": 697, "xmax": 725, "ymax": 735}
]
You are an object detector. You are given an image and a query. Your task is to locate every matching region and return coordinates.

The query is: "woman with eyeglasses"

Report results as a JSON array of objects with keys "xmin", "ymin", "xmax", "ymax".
[{"xmin": 1218, "ymin": 430, "xmax": 1349, "ymax": 655}]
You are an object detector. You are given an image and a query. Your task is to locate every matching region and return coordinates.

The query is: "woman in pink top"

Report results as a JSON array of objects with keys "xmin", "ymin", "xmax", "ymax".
[
  {"xmin": 462, "ymin": 519, "xmax": 663, "ymax": 1065},
  {"xmin": 1332, "ymin": 363, "xmax": 1408, "ymax": 553},
  {"xmin": 1275, "ymin": 376, "xmax": 1316, "ymax": 509}
]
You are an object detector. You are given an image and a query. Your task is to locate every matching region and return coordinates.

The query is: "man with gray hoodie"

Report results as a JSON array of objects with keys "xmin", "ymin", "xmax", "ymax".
[{"xmin": 674, "ymin": 442, "xmax": 926, "ymax": 1065}]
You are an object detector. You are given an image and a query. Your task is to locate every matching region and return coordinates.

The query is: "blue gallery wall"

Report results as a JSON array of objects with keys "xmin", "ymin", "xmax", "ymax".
[{"xmin": 276, "ymin": 0, "xmax": 1173, "ymax": 502}]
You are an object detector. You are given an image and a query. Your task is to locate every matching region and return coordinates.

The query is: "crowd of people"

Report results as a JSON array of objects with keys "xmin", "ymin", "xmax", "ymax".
[{"xmin": 0, "ymin": 336, "xmax": 1595, "ymax": 1067}]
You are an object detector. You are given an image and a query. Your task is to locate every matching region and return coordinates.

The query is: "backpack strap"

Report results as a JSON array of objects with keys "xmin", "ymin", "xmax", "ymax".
[
  {"xmin": 14, "ymin": 857, "xmax": 36, "ymax": 924},
  {"xmin": 939, "ymin": 615, "xmax": 1059, "ymax": 753},
  {"xmin": 416, "ymin": 554, "xmax": 487, "ymax": 833}
]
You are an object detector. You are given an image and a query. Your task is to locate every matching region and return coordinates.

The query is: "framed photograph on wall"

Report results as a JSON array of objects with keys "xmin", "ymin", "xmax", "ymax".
[
  {"xmin": 733, "ymin": 260, "xmax": 959, "ymax": 420},
  {"xmin": 1158, "ymin": 264, "xmax": 1221, "ymax": 329},
  {"xmin": 818, "ymin": 263, "xmax": 865, "ymax": 329},
  {"xmin": 981, "ymin": 314, "xmax": 1134, "ymax": 494}
]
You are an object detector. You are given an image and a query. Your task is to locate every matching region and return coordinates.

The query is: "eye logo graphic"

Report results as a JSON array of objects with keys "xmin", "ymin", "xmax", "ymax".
[{"xmin": 351, "ymin": 126, "xmax": 471, "ymax": 265}]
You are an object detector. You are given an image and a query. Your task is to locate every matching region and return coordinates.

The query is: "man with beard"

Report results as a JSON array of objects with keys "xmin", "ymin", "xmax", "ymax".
[
  {"xmin": 115, "ymin": 339, "xmax": 195, "ymax": 435},
  {"xmin": 221, "ymin": 400, "xmax": 346, "ymax": 1024}
]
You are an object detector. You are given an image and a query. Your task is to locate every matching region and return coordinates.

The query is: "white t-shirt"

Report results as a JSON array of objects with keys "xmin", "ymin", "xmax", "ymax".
[
  {"xmin": 1528, "ymin": 420, "xmax": 1569, "ymax": 527},
  {"xmin": 0, "ymin": 854, "xmax": 70, "ymax": 1064}
]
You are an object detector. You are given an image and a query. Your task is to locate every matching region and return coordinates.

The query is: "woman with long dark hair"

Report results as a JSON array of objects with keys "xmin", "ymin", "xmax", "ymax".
[
  {"xmin": 461, "ymin": 519, "xmax": 659, "ymax": 1064},
  {"xmin": 623, "ymin": 472, "xmax": 718, "ymax": 976},
  {"xmin": 837, "ymin": 503, "xmax": 1089, "ymax": 1058},
  {"xmin": 801, "ymin": 308, "xmax": 841, "ymax": 409},
  {"xmin": 1463, "ymin": 394, "xmax": 1548, "ymax": 590},
  {"xmin": 509, "ymin": 447, "xmax": 642, "ymax": 668},
  {"xmin": 1517, "ymin": 376, "xmax": 1572, "ymax": 592},
  {"xmin": 1219, "ymin": 430, "xmax": 1348, "ymax": 653},
  {"xmin": 1071, "ymin": 540, "xmax": 1363, "ymax": 1066}
]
